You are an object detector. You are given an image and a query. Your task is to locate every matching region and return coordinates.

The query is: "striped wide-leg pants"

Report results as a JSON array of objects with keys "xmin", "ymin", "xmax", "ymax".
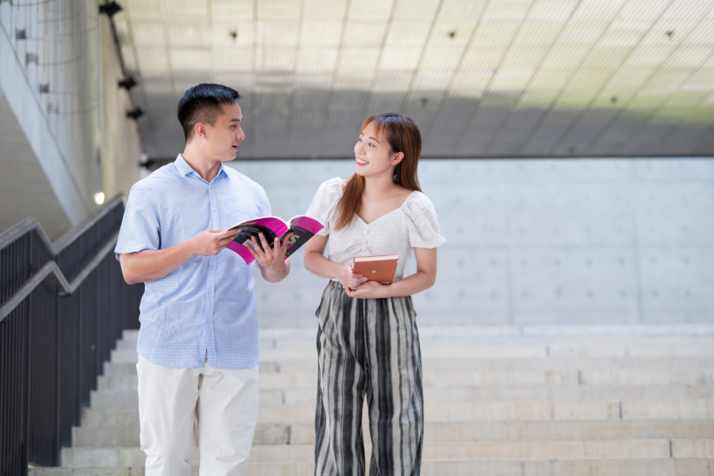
[{"xmin": 314, "ymin": 280, "xmax": 424, "ymax": 476}]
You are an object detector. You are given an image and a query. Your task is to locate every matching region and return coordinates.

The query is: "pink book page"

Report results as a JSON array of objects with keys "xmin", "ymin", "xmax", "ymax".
[
  {"xmin": 289, "ymin": 216, "xmax": 324, "ymax": 234},
  {"xmin": 227, "ymin": 216, "xmax": 290, "ymax": 265},
  {"xmin": 226, "ymin": 240, "xmax": 257, "ymax": 265}
]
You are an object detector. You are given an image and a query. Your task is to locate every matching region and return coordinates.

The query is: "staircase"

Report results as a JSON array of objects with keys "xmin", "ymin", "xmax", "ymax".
[{"xmin": 31, "ymin": 325, "xmax": 714, "ymax": 475}]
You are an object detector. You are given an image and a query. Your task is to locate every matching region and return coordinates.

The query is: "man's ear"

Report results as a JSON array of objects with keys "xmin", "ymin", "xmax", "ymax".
[
  {"xmin": 391, "ymin": 151, "xmax": 405, "ymax": 165},
  {"xmin": 195, "ymin": 122, "xmax": 208, "ymax": 139}
]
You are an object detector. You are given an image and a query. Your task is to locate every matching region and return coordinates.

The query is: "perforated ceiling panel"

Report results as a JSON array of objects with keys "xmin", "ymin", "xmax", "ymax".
[{"xmin": 112, "ymin": 0, "xmax": 714, "ymax": 160}]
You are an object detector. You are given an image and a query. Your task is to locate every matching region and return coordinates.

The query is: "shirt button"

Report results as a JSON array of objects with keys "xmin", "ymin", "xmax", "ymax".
[{"xmin": 363, "ymin": 230, "xmax": 369, "ymax": 235}]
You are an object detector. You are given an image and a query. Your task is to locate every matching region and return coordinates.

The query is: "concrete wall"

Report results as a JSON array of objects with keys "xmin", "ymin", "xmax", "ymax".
[
  {"xmin": 0, "ymin": 1, "xmax": 142, "ymax": 239},
  {"xmin": 227, "ymin": 158, "xmax": 714, "ymax": 328},
  {"xmin": 98, "ymin": 15, "xmax": 144, "ymax": 202}
]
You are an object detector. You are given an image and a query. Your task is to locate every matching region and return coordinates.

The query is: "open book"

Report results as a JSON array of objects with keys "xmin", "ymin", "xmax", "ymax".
[{"xmin": 227, "ymin": 216, "xmax": 324, "ymax": 265}]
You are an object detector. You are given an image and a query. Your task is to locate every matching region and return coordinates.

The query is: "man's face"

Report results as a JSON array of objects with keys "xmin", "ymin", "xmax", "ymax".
[{"xmin": 205, "ymin": 102, "xmax": 245, "ymax": 161}]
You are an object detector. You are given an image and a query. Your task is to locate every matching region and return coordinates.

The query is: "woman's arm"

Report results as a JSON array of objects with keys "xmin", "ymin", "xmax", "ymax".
[
  {"xmin": 350, "ymin": 247, "xmax": 437, "ymax": 299},
  {"xmin": 303, "ymin": 234, "xmax": 367, "ymax": 289}
]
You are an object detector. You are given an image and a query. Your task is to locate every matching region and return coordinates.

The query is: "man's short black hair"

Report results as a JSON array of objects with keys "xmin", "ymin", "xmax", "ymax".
[{"xmin": 177, "ymin": 83, "xmax": 240, "ymax": 142}]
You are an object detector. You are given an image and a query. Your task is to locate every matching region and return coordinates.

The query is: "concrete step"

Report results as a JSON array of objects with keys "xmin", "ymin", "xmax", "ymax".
[
  {"xmin": 30, "ymin": 457, "xmax": 714, "ymax": 476},
  {"xmin": 84, "ymin": 397, "xmax": 714, "ymax": 421},
  {"xmin": 258, "ymin": 400, "xmax": 714, "ymax": 423},
  {"xmin": 116, "ymin": 334, "xmax": 714, "ymax": 351},
  {"xmin": 271, "ymin": 357, "xmax": 714, "ymax": 375},
  {"xmin": 291, "ymin": 385, "xmax": 714, "ymax": 404},
  {"xmin": 261, "ymin": 370, "xmax": 714, "ymax": 388},
  {"xmin": 95, "ymin": 374, "xmax": 714, "ymax": 402},
  {"xmin": 98, "ymin": 367, "xmax": 714, "ymax": 388},
  {"xmin": 92, "ymin": 371, "xmax": 714, "ymax": 398},
  {"xmin": 73, "ymin": 423, "xmax": 290, "ymax": 447},
  {"xmin": 72, "ymin": 419, "xmax": 714, "ymax": 447},
  {"xmin": 110, "ymin": 339, "xmax": 714, "ymax": 363},
  {"xmin": 59, "ymin": 439, "xmax": 714, "ymax": 467},
  {"xmin": 104, "ymin": 355, "xmax": 714, "ymax": 374},
  {"xmin": 86, "ymin": 397, "xmax": 623, "ymax": 421},
  {"xmin": 119, "ymin": 324, "xmax": 714, "ymax": 343}
]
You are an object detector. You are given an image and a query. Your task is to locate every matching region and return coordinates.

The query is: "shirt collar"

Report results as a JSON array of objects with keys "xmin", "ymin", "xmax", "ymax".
[{"xmin": 174, "ymin": 154, "xmax": 227, "ymax": 181}]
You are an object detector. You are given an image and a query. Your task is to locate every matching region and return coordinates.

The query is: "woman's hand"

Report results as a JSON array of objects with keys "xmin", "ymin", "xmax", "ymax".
[
  {"xmin": 347, "ymin": 280, "xmax": 389, "ymax": 299},
  {"xmin": 337, "ymin": 263, "xmax": 367, "ymax": 291}
]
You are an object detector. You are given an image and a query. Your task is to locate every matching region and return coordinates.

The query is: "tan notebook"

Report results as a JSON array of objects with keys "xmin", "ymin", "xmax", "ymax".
[{"xmin": 352, "ymin": 254, "xmax": 399, "ymax": 285}]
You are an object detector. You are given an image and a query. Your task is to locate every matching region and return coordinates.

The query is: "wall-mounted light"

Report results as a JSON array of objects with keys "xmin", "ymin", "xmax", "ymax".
[
  {"xmin": 25, "ymin": 53, "xmax": 38, "ymax": 66},
  {"xmin": 99, "ymin": 2, "xmax": 122, "ymax": 17},
  {"xmin": 119, "ymin": 76, "xmax": 137, "ymax": 90},
  {"xmin": 94, "ymin": 192, "xmax": 105, "ymax": 205},
  {"xmin": 127, "ymin": 107, "xmax": 144, "ymax": 120}
]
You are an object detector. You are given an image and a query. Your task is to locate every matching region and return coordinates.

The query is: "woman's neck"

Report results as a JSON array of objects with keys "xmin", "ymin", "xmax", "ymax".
[{"xmin": 362, "ymin": 171, "xmax": 399, "ymax": 199}]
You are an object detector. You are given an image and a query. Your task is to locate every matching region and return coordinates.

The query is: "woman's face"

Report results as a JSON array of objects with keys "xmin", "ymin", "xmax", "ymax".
[{"xmin": 353, "ymin": 122, "xmax": 402, "ymax": 178}]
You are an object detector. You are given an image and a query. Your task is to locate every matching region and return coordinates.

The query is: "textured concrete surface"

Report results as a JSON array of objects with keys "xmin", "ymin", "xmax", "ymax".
[
  {"xmin": 32, "ymin": 326, "xmax": 714, "ymax": 475},
  {"xmin": 227, "ymin": 158, "xmax": 714, "ymax": 327}
]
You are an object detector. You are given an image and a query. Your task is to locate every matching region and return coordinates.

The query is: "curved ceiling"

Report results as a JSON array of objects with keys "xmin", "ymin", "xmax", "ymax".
[{"xmin": 113, "ymin": 0, "xmax": 714, "ymax": 159}]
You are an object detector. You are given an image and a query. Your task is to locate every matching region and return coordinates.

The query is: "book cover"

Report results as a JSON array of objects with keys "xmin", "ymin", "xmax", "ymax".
[
  {"xmin": 226, "ymin": 215, "xmax": 324, "ymax": 265},
  {"xmin": 352, "ymin": 254, "xmax": 399, "ymax": 285}
]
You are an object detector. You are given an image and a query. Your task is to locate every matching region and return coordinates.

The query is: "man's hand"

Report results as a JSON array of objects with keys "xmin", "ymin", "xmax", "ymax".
[
  {"xmin": 338, "ymin": 263, "xmax": 368, "ymax": 292},
  {"xmin": 189, "ymin": 228, "xmax": 239, "ymax": 257},
  {"xmin": 247, "ymin": 232, "xmax": 292, "ymax": 275}
]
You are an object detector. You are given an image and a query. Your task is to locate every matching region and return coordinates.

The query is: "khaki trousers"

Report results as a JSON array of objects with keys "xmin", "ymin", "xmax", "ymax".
[{"xmin": 136, "ymin": 355, "xmax": 259, "ymax": 476}]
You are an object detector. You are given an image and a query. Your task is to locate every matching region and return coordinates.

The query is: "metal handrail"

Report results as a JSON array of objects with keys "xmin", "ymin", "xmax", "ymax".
[
  {"xmin": 53, "ymin": 195, "xmax": 124, "ymax": 252},
  {"xmin": 0, "ymin": 194, "xmax": 125, "ymax": 322},
  {"xmin": 0, "ymin": 194, "xmax": 124, "ymax": 254},
  {"xmin": 0, "ymin": 231, "xmax": 120, "ymax": 321}
]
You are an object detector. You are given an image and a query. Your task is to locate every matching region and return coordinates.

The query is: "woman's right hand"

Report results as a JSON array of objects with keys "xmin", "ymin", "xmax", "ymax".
[{"xmin": 337, "ymin": 263, "xmax": 367, "ymax": 291}]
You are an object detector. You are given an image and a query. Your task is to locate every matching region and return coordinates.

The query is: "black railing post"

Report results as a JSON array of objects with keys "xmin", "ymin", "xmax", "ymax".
[
  {"xmin": 0, "ymin": 195, "xmax": 143, "ymax": 474},
  {"xmin": 55, "ymin": 289, "xmax": 62, "ymax": 466},
  {"xmin": 22, "ymin": 300, "xmax": 31, "ymax": 476}
]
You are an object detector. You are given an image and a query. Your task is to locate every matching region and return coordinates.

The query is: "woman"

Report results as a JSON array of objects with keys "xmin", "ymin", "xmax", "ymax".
[{"xmin": 304, "ymin": 113, "xmax": 446, "ymax": 476}]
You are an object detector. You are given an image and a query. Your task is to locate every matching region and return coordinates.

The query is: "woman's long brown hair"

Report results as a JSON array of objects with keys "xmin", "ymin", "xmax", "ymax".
[{"xmin": 334, "ymin": 113, "xmax": 422, "ymax": 231}]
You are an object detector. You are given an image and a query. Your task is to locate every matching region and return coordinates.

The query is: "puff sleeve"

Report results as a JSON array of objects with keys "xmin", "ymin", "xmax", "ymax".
[
  {"xmin": 305, "ymin": 177, "xmax": 343, "ymax": 236},
  {"xmin": 402, "ymin": 192, "xmax": 447, "ymax": 249}
]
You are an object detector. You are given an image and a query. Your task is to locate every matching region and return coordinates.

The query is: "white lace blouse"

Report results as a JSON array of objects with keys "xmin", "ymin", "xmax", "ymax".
[{"xmin": 305, "ymin": 177, "xmax": 446, "ymax": 282}]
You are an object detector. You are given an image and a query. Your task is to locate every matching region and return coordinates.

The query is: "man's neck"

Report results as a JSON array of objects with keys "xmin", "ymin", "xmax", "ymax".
[{"xmin": 181, "ymin": 147, "xmax": 222, "ymax": 183}]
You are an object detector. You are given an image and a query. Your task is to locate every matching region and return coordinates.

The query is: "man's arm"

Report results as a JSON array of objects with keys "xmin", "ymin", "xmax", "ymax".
[
  {"xmin": 247, "ymin": 232, "xmax": 292, "ymax": 283},
  {"xmin": 120, "ymin": 228, "xmax": 239, "ymax": 284}
]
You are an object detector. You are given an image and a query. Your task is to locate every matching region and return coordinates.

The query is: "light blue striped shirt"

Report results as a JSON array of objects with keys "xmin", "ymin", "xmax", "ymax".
[{"xmin": 115, "ymin": 154, "xmax": 270, "ymax": 369}]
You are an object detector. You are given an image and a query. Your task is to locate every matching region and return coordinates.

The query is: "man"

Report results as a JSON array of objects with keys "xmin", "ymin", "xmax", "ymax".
[{"xmin": 115, "ymin": 83, "xmax": 290, "ymax": 476}]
